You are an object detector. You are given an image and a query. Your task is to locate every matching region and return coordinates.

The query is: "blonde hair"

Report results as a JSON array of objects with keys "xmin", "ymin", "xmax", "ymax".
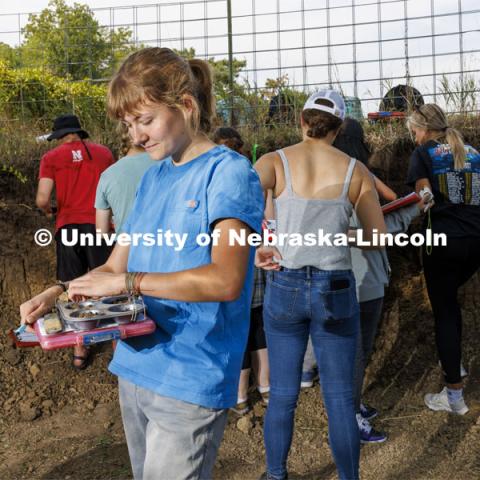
[
  {"xmin": 107, "ymin": 47, "xmax": 215, "ymax": 135},
  {"xmin": 407, "ymin": 104, "xmax": 466, "ymax": 169},
  {"xmin": 117, "ymin": 123, "xmax": 133, "ymax": 157},
  {"xmin": 116, "ymin": 122, "xmax": 146, "ymax": 157}
]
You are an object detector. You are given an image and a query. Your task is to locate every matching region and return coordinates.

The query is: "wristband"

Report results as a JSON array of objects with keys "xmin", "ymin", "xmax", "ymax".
[
  {"xmin": 125, "ymin": 272, "xmax": 145, "ymax": 296},
  {"xmin": 55, "ymin": 281, "xmax": 68, "ymax": 293},
  {"xmin": 133, "ymin": 272, "xmax": 146, "ymax": 295}
]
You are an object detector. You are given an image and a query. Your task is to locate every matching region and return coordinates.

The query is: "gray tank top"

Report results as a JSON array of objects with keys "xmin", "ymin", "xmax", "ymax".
[{"xmin": 274, "ymin": 149, "xmax": 356, "ymax": 271}]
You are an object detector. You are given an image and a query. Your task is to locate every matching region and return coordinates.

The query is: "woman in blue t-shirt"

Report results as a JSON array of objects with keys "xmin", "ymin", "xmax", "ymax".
[
  {"xmin": 20, "ymin": 47, "xmax": 263, "ymax": 479},
  {"xmin": 407, "ymin": 103, "xmax": 480, "ymax": 416}
]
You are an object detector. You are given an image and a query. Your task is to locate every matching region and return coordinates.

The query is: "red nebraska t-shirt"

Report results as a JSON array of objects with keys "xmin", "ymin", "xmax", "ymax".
[{"xmin": 39, "ymin": 141, "xmax": 114, "ymax": 231}]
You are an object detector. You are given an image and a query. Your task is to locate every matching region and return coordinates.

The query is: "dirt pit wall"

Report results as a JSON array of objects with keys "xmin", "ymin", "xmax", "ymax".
[{"xmin": 0, "ymin": 131, "xmax": 479, "ymax": 479}]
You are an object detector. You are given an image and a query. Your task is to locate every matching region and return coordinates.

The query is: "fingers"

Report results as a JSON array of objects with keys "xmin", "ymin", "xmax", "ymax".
[
  {"xmin": 68, "ymin": 278, "xmax": 91, "ymax": 298},
  {"xmin": 68, "ymin": 293, "xmax": 82, "ymax": 302},
  {"xmin": 262, "ymin": 264, "xmax": 281, "ymax": 271},
  {"xmin": 256, "ymin": 259, "xmax": 281, "ymax": 271},
  {"xmin": 24, "ymin": 302, "xmax": 46, "ymax": 326},
  {"xmin": 68, "ymin": 286, "xmax": 89, "ymax": 300}
]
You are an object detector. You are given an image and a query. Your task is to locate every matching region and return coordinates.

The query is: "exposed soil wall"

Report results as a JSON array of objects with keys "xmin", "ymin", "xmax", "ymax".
[{"xmin": 1, "ymin": 130, "xmax": 479, "ymax": 479}]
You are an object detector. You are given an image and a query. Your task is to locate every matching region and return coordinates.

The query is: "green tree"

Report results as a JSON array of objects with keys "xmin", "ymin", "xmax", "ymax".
[
  {"xmin": 21, "ymin": 0, "xmax": 135, "ymax": 80},
  {"xmin": 174, "ymin": 48, "xmax": 247, "ymax": 125},
  {"xmin": 0, "ymin": 42, "xmax": 21, "ymax": 67},
  {"xmin": 174, "ymin": 48, "xmax": 246, "ymax": 100}
]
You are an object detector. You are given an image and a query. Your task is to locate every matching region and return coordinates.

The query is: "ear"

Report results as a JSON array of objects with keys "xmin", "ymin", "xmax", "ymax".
[
  {"xmin": 181, "ymin": 94, "xmax": 196, "ymax": 115},
  {"xmin": 179, "ymin": 94, "xmax": 199, "ymax": 127},
  {"xmin": 183, "ymin": 94, "xmax": 193, "ymax": 109}
]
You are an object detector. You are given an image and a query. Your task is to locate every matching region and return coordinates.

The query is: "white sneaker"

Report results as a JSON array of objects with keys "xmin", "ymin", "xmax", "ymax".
[
  {"xmin": 437, "ymin": 360, "xmax": 468, "ymax": 378},
  {"xmin": 424, "ymin": 387, "xmax": 469, "ymax": 415}
]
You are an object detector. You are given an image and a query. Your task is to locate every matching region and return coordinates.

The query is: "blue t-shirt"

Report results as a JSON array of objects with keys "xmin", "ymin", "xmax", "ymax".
[{"xmin": 109, "ymin": 145, "xmax": 264, "ymax": 408}]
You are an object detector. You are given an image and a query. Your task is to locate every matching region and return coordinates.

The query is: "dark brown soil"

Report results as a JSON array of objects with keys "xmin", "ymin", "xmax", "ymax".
[{"xmin": 1, "ymin": 189, "xmax": 479, "ymax": 480}]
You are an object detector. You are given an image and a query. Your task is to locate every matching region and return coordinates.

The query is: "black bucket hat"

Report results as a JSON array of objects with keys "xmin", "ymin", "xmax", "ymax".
[{"xmin": 47, "ymin": 114, "xmax": 89, "ymax": 141}]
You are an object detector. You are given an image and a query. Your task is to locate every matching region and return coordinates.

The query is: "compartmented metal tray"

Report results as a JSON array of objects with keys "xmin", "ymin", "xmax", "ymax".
[{"xmin": 56, "ymin": 295, "xmax": 145, "ymax": 331}]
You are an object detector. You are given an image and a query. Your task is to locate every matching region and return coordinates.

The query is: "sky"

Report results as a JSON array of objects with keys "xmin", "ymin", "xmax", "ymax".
[{"xmin": 0, "ymin": 0, "xmax": 479, "ymax": 113}]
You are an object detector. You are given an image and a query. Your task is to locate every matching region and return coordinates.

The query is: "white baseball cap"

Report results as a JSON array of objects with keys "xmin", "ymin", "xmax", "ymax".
[{"xmin": 303, "ymin": 90, "xmax": 346, "ymax": 120}]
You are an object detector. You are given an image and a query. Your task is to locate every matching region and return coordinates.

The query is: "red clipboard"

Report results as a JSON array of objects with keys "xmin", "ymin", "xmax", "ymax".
[{"xmin": 381, "ymin": 192, "xmax": 420, "ymax": 215}]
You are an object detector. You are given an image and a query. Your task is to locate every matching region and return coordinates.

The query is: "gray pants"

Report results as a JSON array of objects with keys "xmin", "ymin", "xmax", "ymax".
[
  {"xmin": 118, "ymin": 378, "xmax": 228, "ymax": 480},
  {"xmin": 303, "ymin": 297, "xmax": 384, "ymax": 413}
]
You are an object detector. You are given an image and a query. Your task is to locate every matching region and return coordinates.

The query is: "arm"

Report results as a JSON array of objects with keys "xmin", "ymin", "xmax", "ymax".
[
  {"xmin": 407, "ymin": 147, "xmax": 433, "ymax": 199},
  {"xmin": 96, "ymin": 208, "xmax": 112, "ymax": 234},
  {"xmin": 68, "ymin": 218, "xmax": 252, "ymax": 302},
  {"xmin": 19, "ymin": 243, "xmax": 130, "ymax": 327},
  {"xmin": 415, "ymin": 178, "xmax": 432, "ymax": 195},
  {"xmin": 20, "ymin": 285, "xmax": 64, "ymax": 329},
  {"xmin": 264, "ymin": 189, "xmax": 275, "ymax": 219},
  {"xmin": 36, "ymin": 178, "xmax": 54, "ymax": 215},
  {"xmin": 350, "ymin": 163, "xmax": 387, "ymax": 249},
  {"xmin": 254, "ymin": 153, "xmax": 277, "ymax": 191},
  {"xmin": 373, "ymin": 175, "xmax": 397, "ymax": 202},
  {"xmin": 384, "ymin": 203, "xmax": 419, "ymax": 234}
]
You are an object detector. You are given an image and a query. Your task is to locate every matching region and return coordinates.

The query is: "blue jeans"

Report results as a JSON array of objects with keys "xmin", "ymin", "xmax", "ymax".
[
  {"xmin": 118, "ymin": 378, "xmax": 228, "ymax": 480},
  {"xmin": 303, "ymin": 297, "xmax": 384, "ymax": 413},
  {"xmin": 353, "ymin": 297, "xmax": 384, "ymax": 412},
  {"xmin": 263, "ymin": 268, "xmax": 360, "ymax": 480}
]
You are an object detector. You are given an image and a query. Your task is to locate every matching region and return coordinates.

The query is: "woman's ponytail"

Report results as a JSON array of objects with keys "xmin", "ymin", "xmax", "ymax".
[
  {"xmin": 409, "ymin": 104, "xmax": 467, "ymax": 170},
  {"xmin": 445, "ymin": 126, "xmax": 466, "ymax": 170},
  {"xmin": 188, "ymin": 59, "xmax": 215, "ymax": 134},
  {"xmin": 118, "ymin": 123, "xmax": 132, "ymax": 158}
]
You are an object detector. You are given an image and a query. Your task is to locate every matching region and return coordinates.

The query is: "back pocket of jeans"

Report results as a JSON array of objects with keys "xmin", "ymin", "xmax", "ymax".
[
  {"xmin": 322, "ymin": 284, "xmax": 357, "ymax": 334},
  {"xmin": 264, "ymin": 280, "xmax": 299, "ymax": 325}
]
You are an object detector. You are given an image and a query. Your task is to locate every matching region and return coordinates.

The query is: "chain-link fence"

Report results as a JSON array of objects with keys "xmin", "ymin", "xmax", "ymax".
[{"xmin": 0, "ymin": 0, "xmax": 479, "ymax": 127}]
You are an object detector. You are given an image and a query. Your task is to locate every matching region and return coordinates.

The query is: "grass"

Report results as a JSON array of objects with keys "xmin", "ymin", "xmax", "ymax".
[{"xmin": 1, "ymin": 111, "xmax": 480, "ymax": 200}]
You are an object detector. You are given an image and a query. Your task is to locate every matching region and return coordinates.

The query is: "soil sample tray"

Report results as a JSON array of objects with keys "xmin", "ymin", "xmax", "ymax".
[
  {"xmin": 33, "ymin": 295, "xmax": 156, "ymax": 350},
  {"xmin": 34, "ymin": 313, "xmax": 156, "ymax": 350},
  {"xmin": 57, "ymin": 295, "xmax": 145, "ymax": 331}
]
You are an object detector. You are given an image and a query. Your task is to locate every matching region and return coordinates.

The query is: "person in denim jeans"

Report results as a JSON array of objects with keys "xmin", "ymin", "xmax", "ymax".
[
  {"xmin": 20, "ymin": 48, "xmax": 264, "ymax": 480},
  {"xmin": 301, "ymin": 118, "xmax": 424, "ymax": 444},
  {"xmin": 254, "ymin": 90, "xmax": 386, "ymax": 480}
]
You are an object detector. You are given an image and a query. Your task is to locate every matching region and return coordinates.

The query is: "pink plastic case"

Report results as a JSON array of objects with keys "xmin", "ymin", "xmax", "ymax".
[{"xmin": 34, "ymin": 314, "xmax": 156, "ymax": 351}]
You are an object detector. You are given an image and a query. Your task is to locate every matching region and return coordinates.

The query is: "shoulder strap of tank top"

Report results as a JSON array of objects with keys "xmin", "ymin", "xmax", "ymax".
[
  {"xmin": 276, "ymin": 149, "xmax": 293, "ymax": 195},
  {"xmin": 341, "ymin": 158, "xmax": 357, "ymax": 198}
]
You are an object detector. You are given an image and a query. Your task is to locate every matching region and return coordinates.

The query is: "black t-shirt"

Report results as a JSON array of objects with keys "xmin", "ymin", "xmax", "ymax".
[{"xmin": 406, "ymin": 139, "xmax": 480, "ymax": 237}]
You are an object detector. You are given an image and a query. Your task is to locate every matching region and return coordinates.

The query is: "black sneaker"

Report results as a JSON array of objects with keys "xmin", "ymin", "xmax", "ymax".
[
  {"xmin": 357, "ymin": 415, "xmax": 387, "ymax": 444},
  {"xmin": 360, "ymin": 402, "xmax": 378, "ymax": 420}
]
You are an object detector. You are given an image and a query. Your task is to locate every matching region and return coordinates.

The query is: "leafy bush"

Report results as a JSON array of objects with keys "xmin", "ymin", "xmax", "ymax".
[{"xmin": 0, "ymin": 60, "xmax": 107, "ymax": 123}]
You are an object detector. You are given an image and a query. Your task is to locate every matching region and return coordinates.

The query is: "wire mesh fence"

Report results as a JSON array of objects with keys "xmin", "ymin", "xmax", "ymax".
[{"xmin": 0, "ymin": 0, "xmax": 479, "ymax": 127}]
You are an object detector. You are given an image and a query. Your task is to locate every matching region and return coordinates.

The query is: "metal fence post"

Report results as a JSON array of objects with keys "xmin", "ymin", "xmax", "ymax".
[{"xmin": 227, "ymin": 0, "xmax": 234, "ymax": 126}]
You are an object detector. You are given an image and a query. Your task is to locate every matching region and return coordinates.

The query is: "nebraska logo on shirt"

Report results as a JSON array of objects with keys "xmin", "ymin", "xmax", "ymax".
[{"xmin": 72, "ymin": 150, "xmax": 83, "ymax": 162}]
